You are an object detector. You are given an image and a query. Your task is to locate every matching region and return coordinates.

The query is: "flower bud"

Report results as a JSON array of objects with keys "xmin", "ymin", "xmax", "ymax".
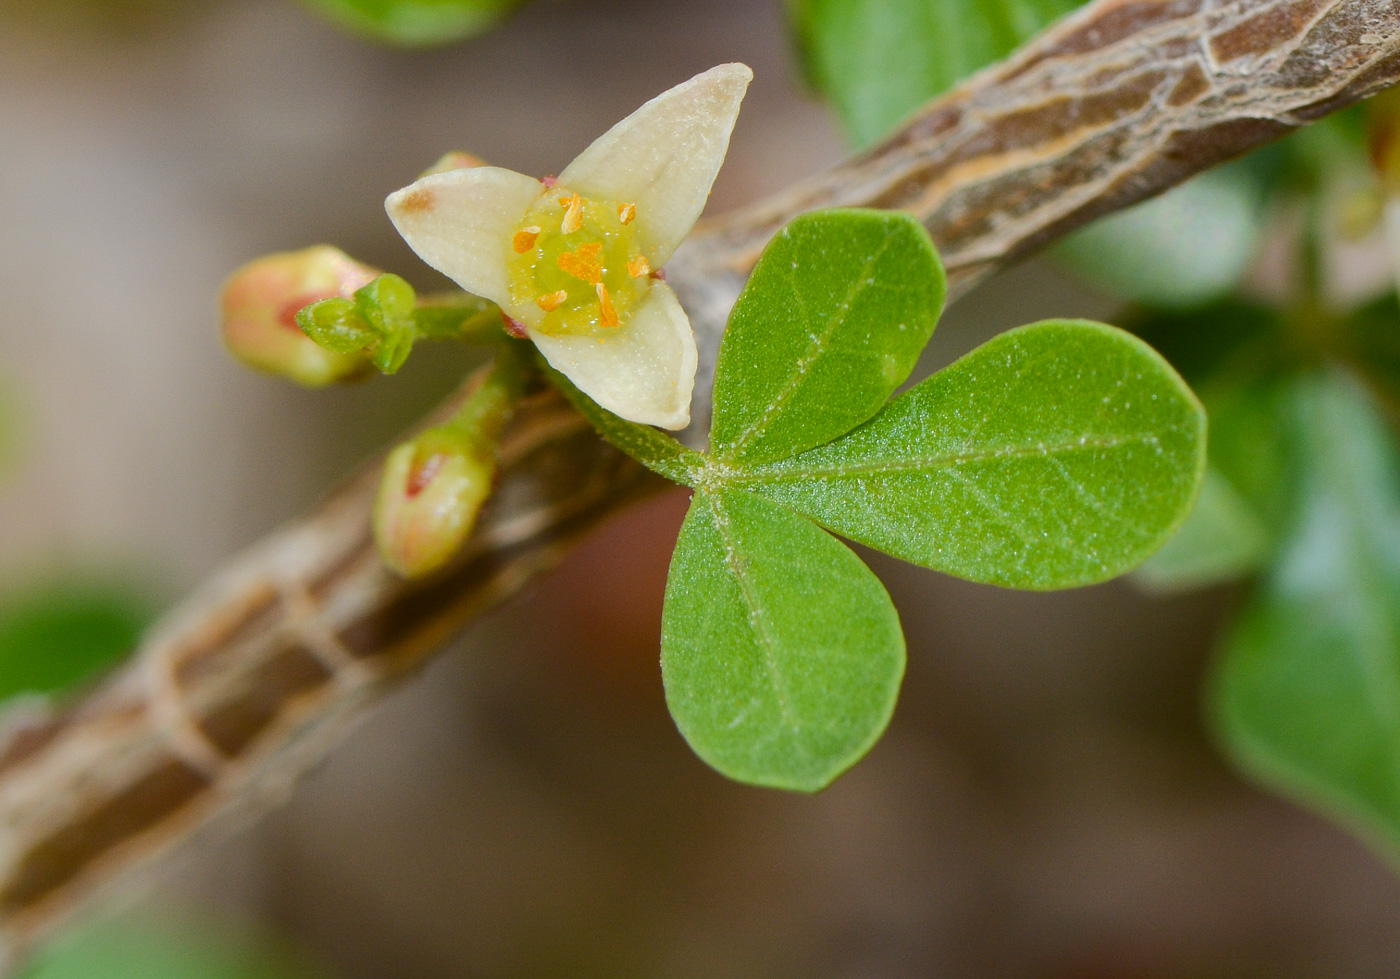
[
  {"xmin": 374, "ymin": 428, "xmax": 495, "ymax": 578},
  {"xmin": 419, "ymin": 151, "xmax": 484, "ymax": 177},
  {"xmin": 220, "ymin": 245, "xmax": 378, "ymax": 386}
]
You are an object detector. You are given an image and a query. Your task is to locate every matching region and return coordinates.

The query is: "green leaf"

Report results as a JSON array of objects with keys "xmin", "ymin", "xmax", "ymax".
[
  {"xmin": 1214, "ymin": 370, "xmax": 1400, "ymax": 855},
  {"xmin": 709, "ymin": 209, "xmax": 946, "ymax": 467},
  {"xmin": 297, "ymin": 0, "xmax": 519, "ymax": 46},
  {"xmin": 1055, "ymin": 165, "xmax": 1265, "ymax": 310},
  {"xmin": 546, "ymin": 365, "xmax": 704, "ymax": 486},
  {"xmin": 0, "ymin": 582, "xmax": 149, "ymax": 701},
  {"xmin": 662, "ymin": 488, "xmax": 905, "ymax": 791},
  {"xmin": 738, "ymin": 320, "xmax": 1206, "ymax": 589},
  {"xmin": 22, "ymin": 915, "xmax": 335, "ymax": 979},
  {"xmin": 1135, "ymin": 467, "xmax": 1271, "ymax": 591},
  {"xmin": 790, "ymin": 0, "xmax": 1084, "ymax": 147}
]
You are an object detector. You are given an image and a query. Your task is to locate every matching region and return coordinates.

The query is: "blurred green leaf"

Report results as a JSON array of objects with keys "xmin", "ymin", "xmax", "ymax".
[
  {"xmin": 710, "ymin": 209, "xmax": 946, "ymax": 467},
  {"xmin": 740, "ymin": 320, "xmax": 1206, "ymax": 590},
  {"xmin": 1214, "ymin": 370, "xmax": 1400, "ymax": 855},
  {"xmin": 297, "ymin": 0, "xmax": 520, "ymax": 46},
  {"xmin": 1055, "ymin": 165, "xmax": 1266, "ymax": 310},
  {"xmin": 1135, "ymin": 467, "xmax": 1271, "ymax": 591},
  {"xmin": 0, "ymin": 582, "xmax": 150, "ymax": 701},
  {"xmin": 662, "ymin": 488, "xmax": 904, "ymax": 792},
  {"xmin": 1129, "ymin": 301, "xmax": 1283, "ymax": 409},
  {"xmin": 790, "ymin": 0, "xmax": 1083, "ymax": 147},
  {"xmin": 23, "ymin": 915, "xmax": 333, "ymax": 979},
  {"xmin": 1125, "ymin": 301, "xmax": 1299, "ymax": 589},
  {"xmin": 1343, "ymin": 295, "xmax": 1400, "ymax": 410}
]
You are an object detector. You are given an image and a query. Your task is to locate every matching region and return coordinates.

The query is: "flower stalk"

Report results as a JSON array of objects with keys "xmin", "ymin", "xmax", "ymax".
[{"xmin": 373, "ymin": 341, "xmax": 533, "ymax": 577}]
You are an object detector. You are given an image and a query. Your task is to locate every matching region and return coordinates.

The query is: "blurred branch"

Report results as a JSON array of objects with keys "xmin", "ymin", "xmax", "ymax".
[{"xmin": 0, "ymin": 0, "xmax": 1396, "ymax": 968}]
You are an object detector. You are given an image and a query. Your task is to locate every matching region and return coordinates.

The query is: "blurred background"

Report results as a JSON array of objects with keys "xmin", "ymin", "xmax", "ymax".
[{"xmin": 3, "ymin": 0, "xmax": 1400, "ymax": 976}]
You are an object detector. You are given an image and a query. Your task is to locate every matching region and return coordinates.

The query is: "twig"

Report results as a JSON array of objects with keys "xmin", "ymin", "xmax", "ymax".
[{"xmin": 0, "ymin": 0, "xmax": 1396, "ymax": 967}]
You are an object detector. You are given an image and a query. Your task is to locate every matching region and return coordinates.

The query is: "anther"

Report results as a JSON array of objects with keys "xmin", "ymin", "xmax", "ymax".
[
  {"xmin": 596, "ymin": 283, "xmax": 619, "ymax": 328},
  {"xmin": 628, "ymin": 255, "xmax": 650, "ymax": 278},
  {"xmin": 617, "ymin": 202, "xmax": 636, "ymax": 225},
  {"xmin": 536, "ymin": 289, "xmax": 568, "ymax": 312},
  {"xmin": 559, "ymin": 193, "xmax": 584, "ymax": 234},
  {"xmin": 513, "ymin": 226, "xmax": 541, "ymax": 253}
]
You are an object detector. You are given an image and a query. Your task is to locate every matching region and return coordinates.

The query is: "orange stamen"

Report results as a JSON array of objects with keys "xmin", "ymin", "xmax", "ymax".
[
  {"xmin": 557, "ymin": 242, "xmax": 604, "ymax": 284},
  {"xmin": 617, "ymin": 202, "xmax": 636, "ymax": 225},
  {"xmin": 512, "ymin": 226, "xmax": 540, "ymax": 253},
  {"xmin": 596, "ymin": 283, "xmax": 619, "ymax": 328},
  {"xmin": 536, "ymin": 289, "xmax": 568, "ymax": 312},
  {"xmin": 627, "ymin": 255, "xmax": 651, "ymax": 278},
  {"xmin": 559, "ymin": 193, "xmax": 584, "ymax": 234}
]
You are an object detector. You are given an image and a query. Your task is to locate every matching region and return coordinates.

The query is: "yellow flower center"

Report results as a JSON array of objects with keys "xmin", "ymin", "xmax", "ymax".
[{"xmin": 507, "ymin": 187, "xmax": 650, "ymax": 337}]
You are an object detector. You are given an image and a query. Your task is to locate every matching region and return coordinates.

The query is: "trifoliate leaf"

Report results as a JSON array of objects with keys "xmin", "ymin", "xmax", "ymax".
[
  {"xmin": 662, "ymin": 488, "xmax": 904, "ymax": 791},
  {"xmin": 1214, "ymin": 370, "xmax": 1400, "ymax": 856},
  {"xmin": 739, "ymin": 320, "xmax": 1206, "ymax": 589},
  {"xmin": 710, "ymin": 209, "xmax": 945, "ymax": 467}
]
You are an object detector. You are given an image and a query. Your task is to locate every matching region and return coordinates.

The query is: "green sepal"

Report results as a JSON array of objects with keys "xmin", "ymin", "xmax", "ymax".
[
  {"xmin": 296, "ymin": 296, "xmax": 375, "ymax": 353},
  {"xmin": 662, "ymin": 488, "xmax": 905, "ymax": 792}
]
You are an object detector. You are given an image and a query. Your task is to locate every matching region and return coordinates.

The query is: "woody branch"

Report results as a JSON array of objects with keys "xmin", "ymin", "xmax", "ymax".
[{"xmin": 0, "ymin": 0, "xmax": 1394, "ymax": 970}]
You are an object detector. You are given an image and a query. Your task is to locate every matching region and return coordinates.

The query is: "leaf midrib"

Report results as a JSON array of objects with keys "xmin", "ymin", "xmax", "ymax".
[
  {"xmin": 702, "ymin": 491, "xmax": 803, "ymax": 739},
  {"xmin": 720, "ymin": 230, "xmax": 898, "ymax": 461},
  {"xmin": 731, "ymin": 430, "xmax": 1164, "ymax": 483}
]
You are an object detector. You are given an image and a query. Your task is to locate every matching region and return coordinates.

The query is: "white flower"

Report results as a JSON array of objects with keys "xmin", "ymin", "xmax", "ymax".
[{"xmin": 385, "ymin": 63, "xmax": 752, "ymax": 430}]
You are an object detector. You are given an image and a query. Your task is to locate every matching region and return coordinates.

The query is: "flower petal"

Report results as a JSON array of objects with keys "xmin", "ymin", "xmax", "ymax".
[
  {"xmin": 531, "ymin": 281, "xmax": 697, "ymax": 430},
  {"xmin": 558, "ymin": 63, "xmax": 752, "ymax": 267},
  {"xmin": 385, "ymin": 166, "xmax": 542, "ymax": 310}
]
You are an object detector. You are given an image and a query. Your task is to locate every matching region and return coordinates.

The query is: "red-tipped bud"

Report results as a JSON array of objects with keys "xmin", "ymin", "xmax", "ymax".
[
  {"xmin": 220, "ymin": 245, "xmax": 378, "ymax": 386},
  {"xmin": 374, "ymin": 430, "xmax": 495, "ymax": 578},
  {"xmin": 419, "ymin": 151, "xmax": 485, "ymax": 178}
]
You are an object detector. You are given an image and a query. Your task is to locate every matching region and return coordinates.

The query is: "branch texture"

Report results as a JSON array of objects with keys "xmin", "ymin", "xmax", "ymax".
[{"xmin": 1, "ymin": 0, "xmax": 1397, "ymax": 967}]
